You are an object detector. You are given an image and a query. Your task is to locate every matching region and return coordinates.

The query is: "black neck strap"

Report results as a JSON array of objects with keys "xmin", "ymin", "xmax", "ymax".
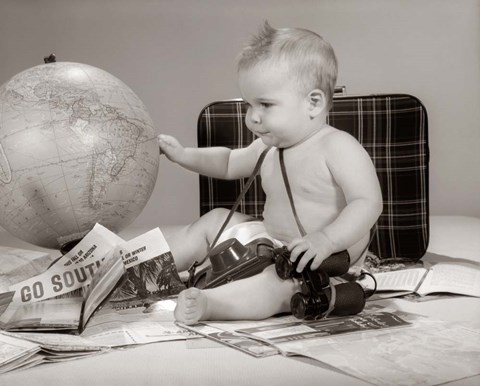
[
  {"xmin": 187, "ymin": 146, "xmax": 272, "ymax": 286},
  {"xmin": 209, "ymin": 146, "xmax": 272, "ymax": 249},
  {"xmin": 279, "ymin": 148, "xmax": 307, "ymax": 237}
]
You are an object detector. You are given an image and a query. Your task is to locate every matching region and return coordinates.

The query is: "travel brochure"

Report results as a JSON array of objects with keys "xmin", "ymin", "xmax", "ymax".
[{"xmin": 0, "ymin": 225, "xmax": 186, "ymax": 333}]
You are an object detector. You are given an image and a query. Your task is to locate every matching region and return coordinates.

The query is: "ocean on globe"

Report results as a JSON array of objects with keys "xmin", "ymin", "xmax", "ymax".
[{"xmin": 0, "ymin": 61, "xmax": 159, "ymax": 249}]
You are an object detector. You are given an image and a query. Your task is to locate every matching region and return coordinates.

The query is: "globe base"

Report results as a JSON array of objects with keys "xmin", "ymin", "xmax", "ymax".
[{"xmin": 60, "ymin": 238, "xmax": 83, "ymax": 255}]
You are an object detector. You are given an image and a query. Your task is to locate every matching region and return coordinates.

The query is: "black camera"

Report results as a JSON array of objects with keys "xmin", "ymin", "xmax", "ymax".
[{"xmin": 273, "ymin": 247, "xmax": 365, "ymax": 320}]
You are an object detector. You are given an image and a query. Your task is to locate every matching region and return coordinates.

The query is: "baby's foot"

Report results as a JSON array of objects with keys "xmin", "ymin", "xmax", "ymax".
[{"xmin": 174, "ymin": 287, "xmax": 208, "ymax": 325}]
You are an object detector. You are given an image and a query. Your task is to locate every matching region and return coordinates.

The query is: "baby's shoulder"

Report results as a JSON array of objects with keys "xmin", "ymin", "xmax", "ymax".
[
  {"xmin": 319, "ymin": 127, "xmax": 372, "ymax": 168},
  {"xmin": 319, "ymin": 126, "xmax": 363, "ymax": 151}
]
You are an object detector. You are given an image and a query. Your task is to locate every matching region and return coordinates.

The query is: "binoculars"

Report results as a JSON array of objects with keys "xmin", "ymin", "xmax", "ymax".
[{"xmin": 273, "ymin": 247, "xmax": 366, "ymax": 320}]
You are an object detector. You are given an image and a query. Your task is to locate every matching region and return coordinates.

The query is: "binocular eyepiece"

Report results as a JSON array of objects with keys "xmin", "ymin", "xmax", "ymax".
[{"xmin": 273, "ymin": 247, "xmax": 366, "ymax": 320}]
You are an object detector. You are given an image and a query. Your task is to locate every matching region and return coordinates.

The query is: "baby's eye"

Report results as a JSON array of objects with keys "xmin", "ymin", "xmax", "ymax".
[{"xmin": 260, "ymin": 102, "xmax": 272, "ymax": 108}]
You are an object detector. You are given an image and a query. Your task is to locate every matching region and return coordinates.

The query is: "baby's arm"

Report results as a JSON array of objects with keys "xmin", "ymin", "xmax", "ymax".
[
  {"xmin": 290, "ymin": 131, "xmax": 383, "ymax": 271},
  {"xmin": 158, "ymin": 134, "xmax": 265, "ymax": 179}
]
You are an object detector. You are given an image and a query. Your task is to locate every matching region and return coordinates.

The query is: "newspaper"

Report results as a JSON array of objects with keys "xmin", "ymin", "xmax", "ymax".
[
  {"xmin": 0, "ymin": 246, "xmax": 58, "ymax": 293},
  {"xmin": 0, "ymin": 330, "xmax": 109, "ymax": 374},
  {"xmin": 0, "ymin": 332, "xmax": 40, "ymax": 373}
]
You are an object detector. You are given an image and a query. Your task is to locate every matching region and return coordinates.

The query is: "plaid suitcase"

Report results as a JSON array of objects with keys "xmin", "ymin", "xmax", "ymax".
[{"xmin": 197, "ymin": 94, "xmax": 429, "ymax": 261}]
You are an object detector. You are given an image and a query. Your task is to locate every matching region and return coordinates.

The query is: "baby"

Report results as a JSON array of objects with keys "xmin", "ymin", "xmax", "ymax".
[{"xmin": 158, "ymin": 22, "xmax": 383, "ymax": 324}]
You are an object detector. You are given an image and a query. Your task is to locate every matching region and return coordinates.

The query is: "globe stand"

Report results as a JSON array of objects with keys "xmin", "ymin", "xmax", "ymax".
[
  {"xmin": 60, "ymin": 238, "xmax": 83, "ymax": 255},
  {"xmin": 46, "ymin": 238, "xmax": 84, "ymax": 269}
]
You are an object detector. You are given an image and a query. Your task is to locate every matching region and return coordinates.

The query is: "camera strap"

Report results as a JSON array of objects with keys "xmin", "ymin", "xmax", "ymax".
[
  {"xmin": 279, "ymin": 148, "xmax": 337, "ymax": 318},
  {"xmin": 278, "ymin": 148, "xmax": 307, "ymax": 237},
  {"xmin": 187, "ymin": 145, "xmax": 272, "ymax": 287}
]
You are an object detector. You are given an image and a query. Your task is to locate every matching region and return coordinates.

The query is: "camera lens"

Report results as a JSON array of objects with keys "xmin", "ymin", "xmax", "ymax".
[
  {"xmin": 274, "ymin": 249, "xmax": 295, "ymax": 280},
  {"xmin": 291, "ymin": 289, "xmax": 330, "ymax": 319},
  {"xmin": 290, "ymin": 293, "xmax": 309, "ymax": 319}
]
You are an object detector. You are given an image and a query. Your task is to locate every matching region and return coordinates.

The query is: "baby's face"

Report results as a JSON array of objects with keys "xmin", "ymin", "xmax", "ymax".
[{"xmin": 238, "ymin": 63, "xmax": 316, "ymax": 148}]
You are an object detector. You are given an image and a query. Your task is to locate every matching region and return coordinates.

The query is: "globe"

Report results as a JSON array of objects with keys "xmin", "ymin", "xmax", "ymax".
[{"xmin": 0, "ymin": 60, "xmax": 159, "ymax": 249}]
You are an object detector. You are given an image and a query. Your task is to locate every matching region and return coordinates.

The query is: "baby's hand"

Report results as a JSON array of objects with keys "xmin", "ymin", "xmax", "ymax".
[
  {"xmin": 158, "ymin": 134, "xmax": 185, "ymax": 163},
  {"xmin": 287, "ymin": 232, "xmax": 334, "ymax": 272},
  {"xmin": 174, "ymin": 288, "xmax": 208, "ymax": 325}
]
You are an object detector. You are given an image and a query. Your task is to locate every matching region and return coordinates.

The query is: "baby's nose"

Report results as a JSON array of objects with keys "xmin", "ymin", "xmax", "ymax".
[{"xmin": 249, "ymin": 110, "xmax": 261, "ymax": 124}]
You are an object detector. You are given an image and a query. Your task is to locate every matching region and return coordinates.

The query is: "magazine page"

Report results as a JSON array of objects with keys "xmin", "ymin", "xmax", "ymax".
[
  {"xmin": 373, "ymin": 267, "xmax": 427, "ymax": 294},
  {"xmin": 107, "ymin": 227, "xmax": 185, "ymax": 309},
  {"xmin": 177, "ymin": 315, "xmax": 301, "ymax": 358},
  {"xmin": 237, "ymin": 312, "xmax": 409, "ymax": 347},
  {"xmin": 179, "ymin": 323, "xmax": 280, "ymax": 358},
  {"xmin": 416, "ymin": 261, "xmax": 480, "ymax": 297},
  {"xmin": 81, "ymin": 227, "xmax": 186, "ymax": 332},
  {"xmin": 80, "ymin": 248, "xmax": 124, "ymax": 331}
]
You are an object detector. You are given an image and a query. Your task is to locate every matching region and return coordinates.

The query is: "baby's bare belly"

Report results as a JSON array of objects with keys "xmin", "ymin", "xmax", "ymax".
[
  {"xmin": 263, "ymin": 197, "xmax": 342, "ymax": 242},
  {"xmin": 262, "ymin": 199, "xmax": 370, "ymax": 265}
]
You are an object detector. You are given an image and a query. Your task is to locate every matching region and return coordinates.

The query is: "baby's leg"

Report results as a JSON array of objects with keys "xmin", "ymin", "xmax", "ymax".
[
  {"xmin": 174, "ymin": 265, "xmax": 301, "ymax": 325},
  {"xmin": 161, "ymin": 208, "xmax": 253, "ymax": 272}
]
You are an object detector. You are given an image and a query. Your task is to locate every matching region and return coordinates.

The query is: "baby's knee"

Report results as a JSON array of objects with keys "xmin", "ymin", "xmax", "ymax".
[{"xmin": 205, "ymin": 207, "xmax": 231, "ymax": 224}]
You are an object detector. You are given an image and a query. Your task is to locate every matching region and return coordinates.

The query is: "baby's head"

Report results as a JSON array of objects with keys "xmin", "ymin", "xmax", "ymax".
[{"xmin": 237, "ymin": 22, "xmax": 338, "ymax": 110}]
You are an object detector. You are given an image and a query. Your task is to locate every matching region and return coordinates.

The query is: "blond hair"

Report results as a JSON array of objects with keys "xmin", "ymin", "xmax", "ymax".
[{"xmin": 237, "ymin": 21, "xmax": 338, "ymax": 110}]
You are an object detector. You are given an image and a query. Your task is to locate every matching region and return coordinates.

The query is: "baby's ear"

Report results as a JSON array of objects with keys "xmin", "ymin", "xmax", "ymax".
[{"xmin": 307, "ymin": 89, "xmax": 327, "ymax": 118}]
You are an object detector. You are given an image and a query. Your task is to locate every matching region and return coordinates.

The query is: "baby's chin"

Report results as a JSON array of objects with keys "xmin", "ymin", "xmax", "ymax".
[
  {"xmin": 260, "ymin": 137, "xmax": 296, "ymax": 149},
  {"xmin": 258, "ymin": 134, "xmax": 282, "ymax": 148}
]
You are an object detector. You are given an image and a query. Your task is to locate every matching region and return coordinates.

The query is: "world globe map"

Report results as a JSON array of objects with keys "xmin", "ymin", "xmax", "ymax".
[{"xmin": 0, "ymin": 61, "xmax": 159, "ymax": 249}]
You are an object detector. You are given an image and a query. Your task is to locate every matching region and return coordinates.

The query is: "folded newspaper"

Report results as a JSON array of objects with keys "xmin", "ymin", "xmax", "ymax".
[
  {"xmin": 0, "ymin": 224, "xmax": 186, "ymax": 333},
  {"xmin": 0, "ymin": 330, "xmax": 110, "ymax": 374}
]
